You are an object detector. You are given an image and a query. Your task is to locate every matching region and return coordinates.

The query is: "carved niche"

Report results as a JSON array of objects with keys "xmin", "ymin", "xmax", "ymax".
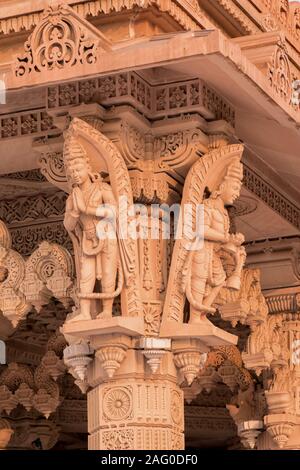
[
  {"xmin": 0, "ymin": 220, "xmax": 30, "ymax": 328},
  {"xmin": 20, "ymin": 241, "xmax": 74, "ymax": 312}
]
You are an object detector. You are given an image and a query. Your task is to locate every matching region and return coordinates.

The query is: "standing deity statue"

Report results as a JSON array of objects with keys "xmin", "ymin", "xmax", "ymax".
[
  {"xmin": 182, "ymin": 159, "xmax": 246, "ymax": 323},
  {"xmin": 63, "ymin": 136, "xmax": 120, "ymax": 321},
  {"xmin": 162, "ymin": 144, "xmax": 246, "ymax": 327}
]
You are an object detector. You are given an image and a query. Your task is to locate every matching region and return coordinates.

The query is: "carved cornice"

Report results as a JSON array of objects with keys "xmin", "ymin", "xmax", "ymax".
[
  {"xmin": 199, "ymin": 1, "xmax": 300, "ymax": 55},
  {"xmin": 243, "ymin": 164, "xmax": 300, "ymax": 230},
  {"xmin": 0, "ymin": 0, "xmax": 201, "ymax": 36},
  {"xmin": 204, "ymin": 0, "xmax": 261, "ymax": 35},
  {"xmin": 253, "ymin": 0, "xmax": 300, "ymax": 53},
  {"xmin": 47, "ymin": 73, "xmax": 235, "ymax": 127}
]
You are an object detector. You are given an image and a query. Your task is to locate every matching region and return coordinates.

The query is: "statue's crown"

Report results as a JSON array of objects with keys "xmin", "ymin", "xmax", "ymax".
[
  {"xmin": 63, "ymin": 136, "xmax": 88, "ymax": 165},
  {"xmin": 225, "ymin": 159, "xmax": 243, "ymax": 182}
]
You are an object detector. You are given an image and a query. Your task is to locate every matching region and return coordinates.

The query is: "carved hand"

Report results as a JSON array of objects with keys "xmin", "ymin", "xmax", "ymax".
[
  {"xmin": 229, "ymin": 233, "xmax": 245, "ymax": 245},
  {"xmin": 73, "ymin": 187, "xmax": 86, "ymax": 214}
]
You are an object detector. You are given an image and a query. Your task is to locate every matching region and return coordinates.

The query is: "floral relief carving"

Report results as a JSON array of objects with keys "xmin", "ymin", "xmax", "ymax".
[
  {"xmin": 170, "ymin": 390, "xmax": 183, "ymax": 426},
  {"xmin": 103, "ymin": 387, "xmax": 132, "ymax": 421},
  {"xmin": 143, "ymin": 302, "xmax": 162, "ymax": 335},
  {"xmin": 0, "ymin": 111, "xmax": 55, "ymax": 140},
  {"xmin": 38, "ymin": 151, "xmax": 68, "ymax": 190},
  {"xmin": 20, "ymin": 241, "xmax": 74, "ymax": 312},
  {"xmin": 268, "ymin": 42, "xmax": 292, "ymax": 103},
  {"xmin": 14, "ymin": 4, "xmax": 110, "ymax": 78},
  {"xmin": 102, "ymin": 429, "xmax": 134, "ymax": 450}
]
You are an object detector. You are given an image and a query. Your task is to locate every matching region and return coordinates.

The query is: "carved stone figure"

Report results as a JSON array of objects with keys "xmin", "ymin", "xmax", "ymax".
[
  {"xmin": 182, "ymin": 159, "xmax": 246, "ymax": 323},
  {"xmin": 162, "ymin": 144, "xmax": 246, "ymax": 327},
  {"xmin": 63, "ymin": 136, "xmax": 119, "ymax": 321},
  {"xmin": 61, "ymin": 118, "xmax": 142, "ymax": 327}
]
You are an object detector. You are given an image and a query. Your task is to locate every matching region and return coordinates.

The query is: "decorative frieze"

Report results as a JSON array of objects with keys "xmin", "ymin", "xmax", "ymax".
[
  {"xmin": 0, "ymin": 0, "xmax": 200, "ymax": 36},
  {"xmin": 0, "ymin": 170, "xmax": 46, "ymax": 182},
  {"xmin": 243, "ymin": 165, "xmax": 300, "ymax": 230},
  {"xmin": 87, "ymin": 380, "xmax": 184, "ymax": 450},
  {"xmin": 10, "ymin": 223, "xmax": 72, "ymax": 258},
  {"xmin": 0, "ymin": 110, "xmax": 56, "ymax": 141},
  {"xmin": 47, "ymin": 74, "xmax": 235, "ymax": 127},
  {"xmin": 0, "ymin": 192, "xmax": 66, "ymax": 227},
  {"xmin": 0, "ymin": 191, "xmax": 70, "ymax": 257}
]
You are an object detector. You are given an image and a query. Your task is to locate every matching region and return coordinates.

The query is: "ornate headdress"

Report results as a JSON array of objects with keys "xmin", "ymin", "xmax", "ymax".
[
  {"xmin": 63, "ymin": 135, "xmax": 102, "ymax": 184},
  {"xmin": 224, "ymin": 158, "xmax": 243, "ymax": 183},
  {"xmin": 210, "ymin": 157, "xmax": 243, "ymax": 199},
  {"xmin": 63, "ymin": 136, "xmax": 89, "ymax": 168}
]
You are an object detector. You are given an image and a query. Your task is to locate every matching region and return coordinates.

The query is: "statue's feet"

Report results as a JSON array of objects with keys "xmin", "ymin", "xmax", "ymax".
[
  {"xmin": 66, "ymin": 311, "xmax": 92, "ymax": 323},
  {"xmin": 96, "ymin": 311, "xmax": 112, "ymax": 320},
  {"xmin": 189, "ymin": 307, "xmax": 216, "ymax": 324}
]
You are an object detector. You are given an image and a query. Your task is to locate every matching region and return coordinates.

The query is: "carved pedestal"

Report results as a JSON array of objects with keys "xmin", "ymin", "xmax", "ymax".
[
  {"xmin": 88, "ymin": 376, "xmax": 184, "ymax": 450},
  {"xmin": 62, "ymin": 319, "xmax": 184, "ymax": 450}
]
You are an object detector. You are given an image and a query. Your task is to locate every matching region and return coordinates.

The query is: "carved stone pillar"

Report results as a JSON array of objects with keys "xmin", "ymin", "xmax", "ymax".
[{"xmin": 60, "ymin": 117, "xmax": 247, "ymax": 450}]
